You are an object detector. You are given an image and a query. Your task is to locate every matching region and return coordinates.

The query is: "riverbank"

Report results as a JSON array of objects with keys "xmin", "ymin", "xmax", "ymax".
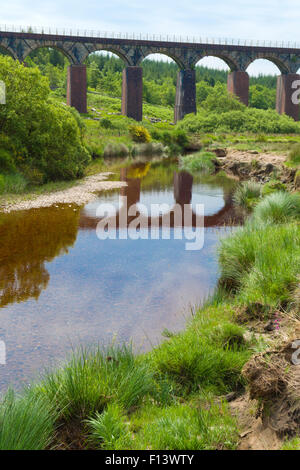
[
  {"xmin": 0, "ymin": 145, "xmax": 298, "ymax": 214},
  {"xmin": 0, "ymin": 182, "xmax": 299, "ymax": 450},
  {"xmin": 0, "ymin": 172, "xmax": 127, "ymax": 213}
]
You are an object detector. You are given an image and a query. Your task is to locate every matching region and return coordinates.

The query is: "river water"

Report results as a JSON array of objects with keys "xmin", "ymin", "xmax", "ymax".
[{"xmin": 0, "ymin": 160, "xmax": 239, "ymax": 391}]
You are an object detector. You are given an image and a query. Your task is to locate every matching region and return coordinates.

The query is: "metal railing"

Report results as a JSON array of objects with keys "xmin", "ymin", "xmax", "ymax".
[{"xmin": 0, "ymin": 24, "xmax": 299, "ymax": 49}]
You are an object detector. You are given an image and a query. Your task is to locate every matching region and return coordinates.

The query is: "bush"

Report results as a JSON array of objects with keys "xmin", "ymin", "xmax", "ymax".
[
  {"xmin": 0, "ymin": 56, "xmax": 91, "ymax": 182},
  {"xmin": 252, "ymin": 192, "xmax": 300, "ymax": 225},
  {"xmin": 0, "ymin": 389, "xmax": 56, "ymax": 450},
  {"xmin": 178, "ymin": 108, "xmax": 300, "ymax": 134},
  {"xmin": 233, "ymin": 181, "xmax": 262, "ymax": 210},
  {"xmin": 0, "ymin": 149, "xmax": 16, "ymax": 174},
  {"xmin": 129, "ymin": 125, "xmax": 151, "ymax": 143},
  {"xmin": 99, "ymin": 117, "xmax": 115, "ymax": 129},
  {"xmin": 0, "ymin": 173, "xmax": 28, "ymax": 194},
  {"xmin": 180, "ymin": 151, "xmax": 216, "ymax": 174}
]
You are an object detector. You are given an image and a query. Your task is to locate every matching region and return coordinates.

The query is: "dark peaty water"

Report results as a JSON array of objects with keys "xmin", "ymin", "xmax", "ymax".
[{"xmin": 0, "ymin": 161, "xmax": 239, "ymax": 391}]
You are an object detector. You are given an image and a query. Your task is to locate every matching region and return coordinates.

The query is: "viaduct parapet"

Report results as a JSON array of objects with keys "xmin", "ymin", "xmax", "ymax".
[{"xmin": 1, "ymin": 30, "xmax": 300, "ymax": 121}]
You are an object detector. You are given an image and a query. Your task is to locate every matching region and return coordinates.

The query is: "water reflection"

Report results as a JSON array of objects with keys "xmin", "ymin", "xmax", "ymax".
[
  {"xmin": 0, "ymin": 206, "xmax": 79, "ymax": 307},
  {"xmin": 79, "ymin": 165, "xmax": 240, "ymax": 230},
  {"xmin": 0, "ymin": 161, "xmax": 239, "ymax": 391}
]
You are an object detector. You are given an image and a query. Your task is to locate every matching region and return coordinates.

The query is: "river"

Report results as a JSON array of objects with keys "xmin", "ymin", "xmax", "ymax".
[{"xmin": 0, "ymin": 159, "xmax": 240, "ymax": 391}]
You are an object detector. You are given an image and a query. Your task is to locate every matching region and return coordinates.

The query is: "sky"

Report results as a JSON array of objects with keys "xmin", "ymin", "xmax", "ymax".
[{"xmin": 1, "ymin": 0, "xmax": 300, "ymax": 75}]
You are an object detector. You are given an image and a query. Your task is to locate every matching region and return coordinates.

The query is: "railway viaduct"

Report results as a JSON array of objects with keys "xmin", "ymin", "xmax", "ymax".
[{"xmin": 1, "ymin": 28, "xmax": 300, "ymax": 121}]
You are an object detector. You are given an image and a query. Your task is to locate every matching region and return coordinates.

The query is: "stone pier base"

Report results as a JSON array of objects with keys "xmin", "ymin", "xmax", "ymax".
[
  {"xmin": 121, "ymin": 67, "xmax": 143, "ymax": 121},
  {"xmin": 67, "ymin": 65, "xmax": 87, "ymax": 114},
  {"xmin": 276, "ymin": 74, "xmax": 300, "ymax": 121},
  {"xmin": 227, "ymin": 71, "xmax": 249, "ymax": 106},
  {"xmin": 174, "ymin": 69, "xmax": 196, "ymax": 122}
]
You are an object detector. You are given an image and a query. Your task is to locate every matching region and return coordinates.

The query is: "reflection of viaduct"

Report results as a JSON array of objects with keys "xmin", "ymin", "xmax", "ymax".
[
  {"xmin": 1, "ymin": 29, "xmax": 300, "ymax": 120},
  {"xmin": 0, "ymin": 206, "xmax": 79, "ymax": 307},
  {"xmin": 79, "ymin": 168, "xmax": 240, "ymax": 230}
]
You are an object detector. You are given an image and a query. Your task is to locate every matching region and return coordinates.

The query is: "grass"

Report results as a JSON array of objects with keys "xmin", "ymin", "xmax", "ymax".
[
  {"xmin": 115, "ymin": 400, "xmax": 239, "ymax": 450},
  {"xmin": 252, "ymin": 191, "xmax": 300, "ymax": 225},
  {"xmin": 219, "ymin": 222, "xmax": 300, "ymax": 308},
  {"xmin": 34, "ymin": 344, "xmax": 155, "ymax": 421},
  {"xmin": 86, "ymin": 403, "xmax": 129, "ymax": 450},
  {"xmin": 233, "ymin": 181, "xmax": 262, "ymax": 210},
  {"xmin": 150, "ymin": 304, "xmax": 252, "ymax": 395},
  {"xmin": 180, "ymin": 151, "xmax": 216, "ymax": 174},
  {"xmin": 288, "ymin": 143, "xmax": 300, "ymax": 166},
  {"xmin": 0, "ymin": 389, "xmax": 56, "ymax": 450},
  {"xmin": 281, "ymin": 437, "xmax": 300, "ymax": 450},
  {"xmin": 0, "ymin": 173, "xmax": 28, "ymax": 194}
]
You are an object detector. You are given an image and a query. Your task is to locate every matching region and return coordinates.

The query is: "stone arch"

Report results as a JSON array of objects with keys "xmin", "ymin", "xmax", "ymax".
[
  {"xmin": 79, "ymin": 44, "xmax": 131, "ymax": 66},
  {"xmin": 244, "ymin": 54, "xmax": 290, "ymax": 74},
  {"xmin": 190, "ymin": 51, "xmax": 239, "ymax": 71},
  {"xmin": 136, "ymin": 47, "xmax": 184, "ymax": 69},
  {"xmin": 22, "ymin": 42, "xmax": 76, "ymax": 64}
]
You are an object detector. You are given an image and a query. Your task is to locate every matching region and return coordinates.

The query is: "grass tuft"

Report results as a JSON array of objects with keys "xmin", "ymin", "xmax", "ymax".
[
  {"xmin": 0, "ymin": 389, "xmax": 56, "ymax": 450},
  {"xmin": 252, "ymin": 191, "xmax": 300, "ymax": 225},
  {"xmin": 233, "ymin": 181, "xmax": 262, "ymax": 210},
  {"xmin": 34, "ymin": 344, "xmax": 155, "ymax": 421}
]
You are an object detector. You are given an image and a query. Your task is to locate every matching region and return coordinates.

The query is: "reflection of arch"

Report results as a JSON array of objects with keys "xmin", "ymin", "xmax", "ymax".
[
  {"xmin": 23, "ymin": 43, "xmax": 75, "ymax": 64},
  {"xmin": 81, "ymin": 46, "xmax": 130, "ymax": 66},
  {"xmin": 245, "ymin": 55, "xmax": 289, "ymax": 74},
  {"xmin": 79, "ymin": 169, "xmax": 240, "ymax": 230},
  {"xmin": 0, "ymin": 206, "xmax": 79, "ymax": 307},
  {"xmin": 194, "ymin": 53, "xmax": 238, "ymax": 72}
]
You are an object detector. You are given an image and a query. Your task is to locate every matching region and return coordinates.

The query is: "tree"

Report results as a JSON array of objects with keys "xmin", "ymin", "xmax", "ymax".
[{"xmin": 0, "ymin": 55, "xmax": 90, "ymax": 181}]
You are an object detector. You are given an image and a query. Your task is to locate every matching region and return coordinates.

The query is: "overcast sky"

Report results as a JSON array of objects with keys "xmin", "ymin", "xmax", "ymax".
[{"xmin": 1, "ymin": 0, "xmax": 299, "ymax": 75}]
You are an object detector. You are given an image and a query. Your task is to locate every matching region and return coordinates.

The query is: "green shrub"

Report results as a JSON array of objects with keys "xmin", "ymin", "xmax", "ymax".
[
  {"xmin": 129, "ymin": 125, "xmax": 151, "ymax": 143},
  {"xmin": 0, "ymin": 389, "xmax": 56, "ymax": 450},
  {"xmin": 233, "ymin": 181, "xmax": 262, "ymax": 210},
  {"xmin": 253, "ymin": 192, "xmax": 300, "ymax": 225},
  {"xmin": 86, "ymin": 404, "xmax": 129, "ymax": 450},
  {"xmin": 99, "ymin": 117, "xmax": 115, "ymax": 129},
  {"xmin": 0, "ymin": 149, "xmax": 16, "ymax": 174},
  {"xmin": 35, "ymin": 344, "xmax": 154, "ymax": 420},
  {"xmin": 178, "ymin": 108, "xmax": 300, "ymax": 134},
  {"xmin": 180, "ymin": 151, "xmax": 216, "ymax": 174},
  {"xmin": 0, "ymin": 173, "xmax": 28, "ymax": 194},
  {"xmin": 172, "ymin": 129, "xmax": 189, "ymax": 148},
  {"xmin": 0, "ymin": 56, "xmax": 91, "ymax": 182}
]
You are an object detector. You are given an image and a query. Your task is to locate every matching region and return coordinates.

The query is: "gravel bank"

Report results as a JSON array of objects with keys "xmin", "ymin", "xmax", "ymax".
[{"xmin": 0, "ymin": 173, "xmax": 127, "ymax": 213}]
